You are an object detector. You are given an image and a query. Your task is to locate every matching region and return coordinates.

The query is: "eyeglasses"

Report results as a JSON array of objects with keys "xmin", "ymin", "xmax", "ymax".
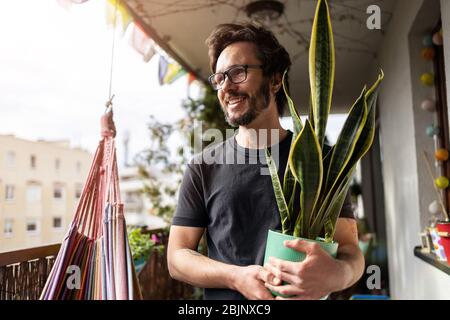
[{"xmin": 208, "ymin": 64, "xmax": 264, "ymax": 90}]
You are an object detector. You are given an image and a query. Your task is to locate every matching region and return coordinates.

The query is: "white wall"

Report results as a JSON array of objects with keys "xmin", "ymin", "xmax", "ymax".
[{"xmin": 376, "ymin": 0, "xmax": 450, "ymax": 299}]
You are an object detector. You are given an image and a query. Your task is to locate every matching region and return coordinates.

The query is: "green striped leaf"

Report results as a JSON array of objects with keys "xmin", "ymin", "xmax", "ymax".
[
  {"xmin": 313, "ymin": 73, "xmax": 383, "ymax": 239},
  {"xmin": 289, "ymin": 120, "xmax": 323, "ymax": 238},
  {"xmin": 309, "ymin": 0, "xmax": 335, "ymax": 148},
  {"xmin": 265, "ymin": 148, "xmax": 291, "ymax": 234},
  {"xmin": 324, "ymin": 87, "xmax": 367, "ymax": 197},
  {"xmin": 341, "ymin": 71, "xmax": 384, "ymax": 181},
  {"xmin": 282, "ymin": 69, "xmax": 302, "ymax": 136},
  {"xmin": 311, "ymin": 167, "xmax": 354, "ymax": 240},
  {"xmin": 281, "ymin": 69, "xmax": 302, "ymax": 227},
  {"xmin": 334, "ymin": 71, "xmax": 384, "ymax": 195},
  {"xmin": 323, "ymin": 174, "xmax": 353, "ymax": 241}
]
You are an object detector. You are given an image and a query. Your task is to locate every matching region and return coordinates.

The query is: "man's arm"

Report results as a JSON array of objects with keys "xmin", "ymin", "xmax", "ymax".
[
  {"xmin": 332, "ymin": 217, "xmax": 365, "ymax": 289},
  {"xmin": 167, "ymin": 225, "xmax": 275, "ymax": 299},
  {"xmin": 263, "ymin": 217, "xmax": 364, "ymax": 299}
]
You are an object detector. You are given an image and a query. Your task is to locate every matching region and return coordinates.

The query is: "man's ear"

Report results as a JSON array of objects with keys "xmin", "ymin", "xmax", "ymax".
[{"xmin": 271, "ymin": 73, "xmax": 282, "ymax": 93}]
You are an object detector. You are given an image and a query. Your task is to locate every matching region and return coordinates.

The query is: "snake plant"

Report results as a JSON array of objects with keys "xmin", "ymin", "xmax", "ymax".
[{"xmin": 266, "ymin": 0, "xmax": 384, "ymax": 242}]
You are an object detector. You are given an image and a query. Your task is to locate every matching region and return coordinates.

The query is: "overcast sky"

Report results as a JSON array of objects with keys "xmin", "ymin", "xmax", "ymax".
[
  {"xmin": 0, "ymin": 0, "xmax": 189, "ymax": 166},
  {"xmin": 0, "ymin": 0, "xmax": 345, "ymax": 166}
]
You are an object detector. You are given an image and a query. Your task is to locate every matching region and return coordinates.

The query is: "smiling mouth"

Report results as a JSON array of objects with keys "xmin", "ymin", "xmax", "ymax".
[{"xmin": 227, "ymin": 96, "xmax": 247, "ymax": 108}]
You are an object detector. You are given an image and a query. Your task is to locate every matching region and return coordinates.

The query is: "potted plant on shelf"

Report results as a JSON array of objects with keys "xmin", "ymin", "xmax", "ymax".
[
  {"xmin": 422, "ymin": 151, "xmax": 450, "ymax": 264},
  {"xmin": 263, "ymin": 0, "xmax": 384, "ymax": 296},
  {"xmin": 128, "ymin": 227, "xmax": 164, "ymax": 273}
]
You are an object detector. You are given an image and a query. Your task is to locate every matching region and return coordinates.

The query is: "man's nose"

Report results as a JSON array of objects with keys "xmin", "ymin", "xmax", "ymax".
[{"xmin": 220, "ymin": 75, "xmax": 237, "ymax": 92}]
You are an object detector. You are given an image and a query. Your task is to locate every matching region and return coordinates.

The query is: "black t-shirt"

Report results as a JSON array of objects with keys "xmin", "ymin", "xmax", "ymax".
[{"xmin": 172, "ymin": 130, "xmax": 354, "ymax": 300}]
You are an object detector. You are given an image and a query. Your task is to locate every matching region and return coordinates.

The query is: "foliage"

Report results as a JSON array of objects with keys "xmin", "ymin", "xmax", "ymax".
[
  {"xmin": 266, "ymin": 0, "xmax": 384, "ymax": 242},
  {"xmin": 136, "ymin": 84, "xmax": 230, "ymax": 223},
  {"xmin": 128, "ymin": 227, "xmax": 164, "ymax": 262}
]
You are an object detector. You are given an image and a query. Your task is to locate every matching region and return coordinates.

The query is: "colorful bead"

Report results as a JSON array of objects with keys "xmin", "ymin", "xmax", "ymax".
[
  {"xmin": 421, "ymin": 47, "xmax": 435, "ymax": 60},
  {"xmin": 420, "ymin": 73, "xmax": 434, "ymax": 86},
  {"xmin": 426, "ymin": 125, "xmax": 440, "ymax": 137},
  {"xmin": 421, "ymin": 99, "xmax": 435, "ymax": 112},
  {"xmin": 428, "ymin": 200, "xmax": 442, "ymax": 215},
  {"xmin": 435, "ymin": 148, "xmax": 449, "ymax": 161},
  {"xmin": 435, "ymin": 176, "xmax": 449, "ymax": 189},
  {"xmin": 432, "ymin": 32, "xmax": 443, "ymax": 46},
  {"xmin": 422, "ymin": 34, "xmax": 433, "ymax": 47}
]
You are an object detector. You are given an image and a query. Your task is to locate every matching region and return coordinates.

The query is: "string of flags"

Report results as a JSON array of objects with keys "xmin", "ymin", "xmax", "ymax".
[
  {"xmin": 105, "ymin": 0, "xmax": 133, "ymax": 34},
  {"xmin": 56, "ymin": 0, "xmax": 196, "ymax": 87},
  {"xmin": 158, "ymin": 55, "xmax": 187, "ymax": 85}
]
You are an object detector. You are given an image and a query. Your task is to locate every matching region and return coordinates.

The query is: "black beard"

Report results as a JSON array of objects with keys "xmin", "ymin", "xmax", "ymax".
[{"xmin": 222, "ymin": 78, "xmax": 271, "ymax": 127}]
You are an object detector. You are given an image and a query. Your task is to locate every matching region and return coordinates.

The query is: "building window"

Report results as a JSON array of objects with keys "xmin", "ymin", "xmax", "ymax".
[
  {"xmin": 6, "ymin": 151, "xmax": 15, "ymax": 167},
  {"xmin": 5, "ymin": 185, "xmax": 14, "ymax": 201},
  {"xmin": 53, "ymin": 184, "xmax": 64, "ymax": 200},
  {"xmin": 55, "ymin": 158, "xmax": 61, "ymax": 171},
  {"xmin": 26, "ymin": 183, "xmax": 42, "ymax": 202},
  {"xmin": 4, "ymin": 219, "xmax": 13, "ymax": 237},
  {"xmin": 75, "ymin": 184, "xmax": 82, "ymax": 199},
  {"xmin": 26, "ymin": 219, "xmax": 39, "ymax": 235},
  {"xmin": 76, "ymin": 161, "xmax": 81, "ymax": 173},
  {"xmin": 30, "ymin": 155, "xmax": 36, "ymax": 169},
  {"xmin": 53, "ymin": 217, "xmax": 63, "ymax": 229}
]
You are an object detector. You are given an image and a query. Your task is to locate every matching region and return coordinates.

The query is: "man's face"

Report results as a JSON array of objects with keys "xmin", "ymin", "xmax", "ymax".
[{"xmin": 215, "ymin": 42, "xmax": 271, "ymax": 127}]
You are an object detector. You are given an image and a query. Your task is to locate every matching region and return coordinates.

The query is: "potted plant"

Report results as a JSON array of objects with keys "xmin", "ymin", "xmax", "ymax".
[
  {"xmin": 422, "ymin": 151, "xmax": 450, "ymax": 264},
  {"xmin": 263, "ymin": 0, "xmax": 384, "ymax": 296},
  {"xmin": 128, "ymin": 227, "xmax": 164, "ymax": 273}
]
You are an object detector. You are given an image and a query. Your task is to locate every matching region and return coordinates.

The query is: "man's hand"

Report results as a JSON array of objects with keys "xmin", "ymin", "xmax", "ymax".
[
  {"xmin": 231, "ymin": 265, "xmax": 277, "ymax": 300},
  {"xmin": 263, "ymin": 239, "xmax": 351, "ymax": 300}
]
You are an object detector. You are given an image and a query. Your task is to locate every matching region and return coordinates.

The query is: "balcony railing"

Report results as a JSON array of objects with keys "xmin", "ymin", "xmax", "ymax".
[
  {"xmin": 0, "ymin": 243, "xmax": 59, "ymax": 300},
  {"xmin": 0, "ymin": 229, "xmax": 195, "ymax": 300},
  {"xmin": 138, "ymin": 228, "xmax": 195, "ymax": 299}
]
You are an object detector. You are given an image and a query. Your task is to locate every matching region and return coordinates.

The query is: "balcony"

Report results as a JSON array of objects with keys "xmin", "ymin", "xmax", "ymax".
[{"xmin": 0, "ymin": 229, "xmax": 194, "ymax": 300}]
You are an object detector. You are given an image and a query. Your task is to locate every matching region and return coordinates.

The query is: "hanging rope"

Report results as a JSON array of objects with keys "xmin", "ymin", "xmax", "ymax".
[
  {"xmin": 39, "ymin": 1, "xmax": 141, "ymax": 299},
  {"xmin": 106, "ymin": 0, "xmax": 119, "ymax": 111}
]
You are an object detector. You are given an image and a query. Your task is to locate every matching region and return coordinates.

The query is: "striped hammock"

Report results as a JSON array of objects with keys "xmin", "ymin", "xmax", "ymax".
[{"xmin": 40, "ymin": 111, "xmax": 142, "ymax": 300}]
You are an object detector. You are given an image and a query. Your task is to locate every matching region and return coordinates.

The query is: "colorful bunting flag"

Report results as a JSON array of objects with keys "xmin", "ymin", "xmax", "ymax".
[
  {"xmin": 158, "ymin": 55, "xmax": 169, "ymax": 86},
  {"xmin": 106, "ymin": 0, "xmax": 132, "ymax": 34},
  {"xmin": 158, "ymin": 56, "xmax": 186, "ymax": 85},
  {"xmin": 129, "ymin": 23, "xmax": 157, "ymax": 63},
  {"xmin": 164, "ymin": 62, "xmax": 187, "ymax": 85},
  {"xmin": 187, "ymin": 73, "xmax": 196, "ymax": 86}
]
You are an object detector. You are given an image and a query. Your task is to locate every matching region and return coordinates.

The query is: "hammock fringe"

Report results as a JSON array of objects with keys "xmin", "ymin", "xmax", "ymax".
[{"xmin": 40, "ymin": 117, "xmax": 142, "ymax": 300}]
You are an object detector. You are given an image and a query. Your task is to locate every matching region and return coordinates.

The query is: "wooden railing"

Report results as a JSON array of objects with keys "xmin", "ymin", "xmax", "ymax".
[
  {"xmin": 0, "ymin": 244, "xmax": 60, "ymax": 300},
  {"xmin": 0, "ymin": 229, "xmax": 195, "ymax": 300},
  {"xmin": 138, "ymin": 228, "xmax": 195, "ymax": 299}
]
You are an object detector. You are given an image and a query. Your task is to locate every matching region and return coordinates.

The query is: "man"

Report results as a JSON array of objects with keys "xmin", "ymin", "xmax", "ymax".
[{"xmin": 167, "ymin": 23, "xmax": 364, "ymax": 300}]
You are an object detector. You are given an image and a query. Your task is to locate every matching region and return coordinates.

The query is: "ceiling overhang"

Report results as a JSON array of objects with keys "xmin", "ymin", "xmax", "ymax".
[{"xmin": 123, "ymin": 0, "xmax": 395, "ymax": 114}]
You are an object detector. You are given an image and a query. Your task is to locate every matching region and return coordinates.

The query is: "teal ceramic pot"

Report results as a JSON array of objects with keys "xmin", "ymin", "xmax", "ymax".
[
  {"xmin": 134, "ymin": 257, "xmax": 147, "ymax": 274},
  {"xmin": 263, "ymin": 229, "xmax": 339, "ymax": 299}
]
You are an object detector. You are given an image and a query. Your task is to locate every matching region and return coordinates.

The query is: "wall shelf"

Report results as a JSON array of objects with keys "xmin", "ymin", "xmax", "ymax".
[{"xmin": 414, "ymin": 246, "xmax": 450, "ymax": 275}]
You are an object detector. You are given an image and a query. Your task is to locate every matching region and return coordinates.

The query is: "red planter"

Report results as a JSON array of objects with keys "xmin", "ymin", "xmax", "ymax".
[{"xmin": 436, "ymin": 221, "xmax": 450, "ymax": 264}]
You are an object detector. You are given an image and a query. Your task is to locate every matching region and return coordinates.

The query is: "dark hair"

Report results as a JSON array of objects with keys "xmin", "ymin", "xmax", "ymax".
[{"xmin": 205, "ymin": 23, "xmax": 292, "ymax": 116}]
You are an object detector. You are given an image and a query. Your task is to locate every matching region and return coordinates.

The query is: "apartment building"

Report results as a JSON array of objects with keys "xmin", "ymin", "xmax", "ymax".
[
  {"xmin": 0, "ymin": 135, "xmax": 92, "ymax": 252},
  {"xmin": 120, "ymin": 165, "xmax": 167, "ymax": 229}
]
